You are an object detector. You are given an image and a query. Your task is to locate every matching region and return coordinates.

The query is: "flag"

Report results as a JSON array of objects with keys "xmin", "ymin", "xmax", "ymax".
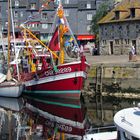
[{"xmin": 49, "ymin": 27, "xmax": 60, "ymax": 51}]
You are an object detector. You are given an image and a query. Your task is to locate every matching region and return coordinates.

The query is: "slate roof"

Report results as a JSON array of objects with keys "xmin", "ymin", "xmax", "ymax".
[{"xmin": 98, "ymin": 0, "xmax": 140, "ymax": 24}]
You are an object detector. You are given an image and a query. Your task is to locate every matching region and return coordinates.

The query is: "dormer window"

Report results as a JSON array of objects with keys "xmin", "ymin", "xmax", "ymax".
[
  {"xmin": 14, "ymin": 11, "xmax": 18, "ymax": 17},
  {"xmin": 130, "ymin": 8, "xmax": 135, "ymax": 18},
  {"xmin": 64, "ymin": 0, "xmax": 69, "ymax": 4},
  {"xmin": 42, "ymin": 13, "xmax": 47, "ymax": 19},
  {"xmin": 15, "ymin": 0, "xmax": 19, "ymax": 7},
  {"xmin": 87, "ymin": 3, "xmax": 91, "ymax": 9},
  {"xmin": 115, "ymin": 11, "xmax": 119, "ymax": 20},
  {"xmin": 30, "ymin": 3, "xmax": 36, "ymax": 10}
]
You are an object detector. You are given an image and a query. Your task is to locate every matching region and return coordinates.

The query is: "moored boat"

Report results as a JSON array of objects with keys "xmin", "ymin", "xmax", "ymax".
[
  {"xmin": 0, "ymin": 0, "xmax": 23, "ymax": 98},
  {"xmin": 19, "ymin": 0, "xmax": 90, "ymax": 100},
  {"xmin": 83, "ymin": 126, "xmax": 117, "ymax": 140},
  {"xmin": 0, "ymin": 80, "xmax": 23, "ymax": 98},
  {"xmin": 23, "ymin": 56, "xmax": 89, "ymax": 99},
  {"xmin": 114, "ymin": 103, "xmax": 140, "ymax": 139}
]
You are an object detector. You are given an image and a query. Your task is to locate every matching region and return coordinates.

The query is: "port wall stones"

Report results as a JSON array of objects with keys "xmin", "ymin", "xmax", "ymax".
[{"xmin": 85, "ymin": 63, "xmax": 140, "ymax": 92}]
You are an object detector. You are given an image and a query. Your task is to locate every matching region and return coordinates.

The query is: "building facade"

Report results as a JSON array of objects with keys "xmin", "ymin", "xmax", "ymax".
[
  {"xmin": 98, "ymin": 0, "xmax": 140, "ymax": 55},
  {"xmin": 0, "ymin": 0, "xmax": 105, "ymax": 42}
]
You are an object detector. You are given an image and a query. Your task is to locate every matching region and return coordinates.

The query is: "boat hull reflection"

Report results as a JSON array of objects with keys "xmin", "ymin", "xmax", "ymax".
[{"xmin": 24, "ymin": 96, "xmax": 90, "ymax": 139}]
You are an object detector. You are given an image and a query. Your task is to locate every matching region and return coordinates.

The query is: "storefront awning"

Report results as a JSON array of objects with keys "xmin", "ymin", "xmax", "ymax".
[{"xmin": 77, "ymin": 35, "xmax": 95, "ymax": 40}]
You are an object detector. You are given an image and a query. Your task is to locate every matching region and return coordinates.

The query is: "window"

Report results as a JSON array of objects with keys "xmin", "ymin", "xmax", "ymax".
[
  {"xmin": 136, "ymin": 24, "xmax": 139, "ymax": 28},
  {"xmin": 64, "ymin": 0, "xmax": 69, "ymax": 4},
  {"xmin": 87, "ymin": 25, "xmax": 91, "ymax": 32},
  {"xmin": 14, "ymin": 22, "xmax": 18, "ymax": 27},
  {"xmin": 115, "ymin": 11, "xmax": 119, "ymax": 20},
  {"xmin": 125, "ymin": 39, "xmax": 129, "ymax": 44},
  {"xmin": 117, "ymin": 131, "xmax": 121, "ymax": 140},
  {"xmin": 20, "ymin": 11, "xmax": 23, "ymax": 17},
  {"xmin": 30, "ymin": 3, "xmax": 36, "ymax": 10},
  {"xmin": 87, "ymin": 3, "xmax": 91, "ymax": 9},
  {"xmin": 123, "ymin": 132, "xmax": 131, "ymax": 140},
  {"xmin": 121, "ymin": 39, "xmax": 123, "ymax": 44},
  {"xmin": 5, "ymin": 21, "xmax": 8, "ymax": 27},
  {"xmin": 42, "ymin": 13, "xmax": 47, "ymax": 19},
  {"xmin": 64, "ymin": 9, "xmax": 69, "ymax": 17},
  {"xmin": 42, "ymin": 24, "xmax": 48, "ymax": 29},
  {"xmin": 14, "ymin": 11, "xmax": 18, "ymax": 17},
  {"xmin": 32, "ymin": 23, "xmax": 39, "ymax": 28},
  {"xmin": 115, "ymin": 39, "xmax": 119, "ymax": 45},
  {"xmin": 103, "ymin": 40, "xmax": 107, "ymax": 45},
  {"xmin": 87, "ymin": 14, "xmax": 92, "ymax": 21},
  {"xmin": 131, "ymin": 8, "xmax": 135, "ymax": 18},
  {"xmin": 15, "ymin": 0, "xmax": 19, "ymax": 7}
]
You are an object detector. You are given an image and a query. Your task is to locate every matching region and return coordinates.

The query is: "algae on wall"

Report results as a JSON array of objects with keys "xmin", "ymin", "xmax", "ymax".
[{"xmin": 86, "ymin": 64, "xmax": 140, "ymax": 93}]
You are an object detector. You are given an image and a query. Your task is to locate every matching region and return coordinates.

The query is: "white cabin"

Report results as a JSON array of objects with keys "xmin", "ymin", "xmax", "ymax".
[{"xmin": 114, "ymin": 105, "xmax": 140, "ymax": 140}]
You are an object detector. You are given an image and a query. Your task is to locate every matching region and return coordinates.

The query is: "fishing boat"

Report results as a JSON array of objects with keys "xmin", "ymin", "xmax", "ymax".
[
  {"xmin": 24, "ymin": 96, "xmax": 90, "ymax": 139},
  {"xmin": 0, "ymin": 0, "xmax": 23, "ymax": 97},
  {"xmin": 19, "ymin": 0, "xmax": 90, "ymax": 100},
  {"xmin": 114, "ymin": 103, "xmax": 140, "ymax": 139}
]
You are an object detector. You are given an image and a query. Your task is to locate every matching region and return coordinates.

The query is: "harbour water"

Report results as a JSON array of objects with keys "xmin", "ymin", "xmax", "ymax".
[
  {"xmin": 85, "ymin": 95, "xmax": 140, "ymax": 127},
  {"xmin": 0, "ymin": 95, "xmax": 140, "ymax": 140}
]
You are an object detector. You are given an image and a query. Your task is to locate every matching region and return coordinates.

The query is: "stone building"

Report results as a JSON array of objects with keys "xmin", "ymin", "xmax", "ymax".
[{"xmin": 98, "ymin": 0, "xmax": 140, "ymax": 55}]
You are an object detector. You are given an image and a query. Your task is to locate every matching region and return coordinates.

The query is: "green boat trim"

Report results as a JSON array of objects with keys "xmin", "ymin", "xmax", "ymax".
[
  {"xmin": 23, "ymin": 90, "xmax": 81, "ymax": 94},
  {"xmin": 25, "ymin": 96, "xmax": 81, "ymax": 108}
]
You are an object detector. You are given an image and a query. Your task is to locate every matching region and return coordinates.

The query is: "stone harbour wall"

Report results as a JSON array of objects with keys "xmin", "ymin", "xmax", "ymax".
[{"xmin": 85, "ymin": 63, "xmax": 140, "ymax": 95}]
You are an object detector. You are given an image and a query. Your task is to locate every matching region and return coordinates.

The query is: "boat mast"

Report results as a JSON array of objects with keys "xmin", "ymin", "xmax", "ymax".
[
  {"xmin": 6, "ymin": 0, "xmax": 12, "ymax": 81},
  {"xmin": 7, "ymin": 0, "xmax": 11, "ymax": 70},
  {"xmin": 10, "ymin": 0, "xmax": 20, "ymax": 81}
]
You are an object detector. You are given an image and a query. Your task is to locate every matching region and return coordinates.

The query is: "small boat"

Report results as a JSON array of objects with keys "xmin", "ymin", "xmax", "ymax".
[
  {"xmin": 0, "ymin": 73, "xmax": 23, "ymax": 97},
  {"xmin": 0, "ymin": 0, "xmax": 23, "ymax": 97},
  {"xmin": 114, "ymin": 103, "xmax": 140, "ymax": 139},
  {"xmin": 83, "ymin": 126, "xmax": 117, "ymax": 140},
  {"xmin": 19, "ymin": 0, "xmax": 90, "ymax": 100}
]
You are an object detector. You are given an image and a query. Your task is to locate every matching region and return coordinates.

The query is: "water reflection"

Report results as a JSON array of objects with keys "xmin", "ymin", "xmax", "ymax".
[
  {"xmin": 87, "ymin": 95, "xmax": 140, "ymax": 127},
  {"xmin": 24, "ymin": 96, "xmax": 90, "ymax": 139},
  {"xmin": 1, "ymin": 95, "xmax": 140, "ymax": 139},
  {"xmin": 0, "ymin": 96, "xmax": 89, "ymax": 140},
  {"xmin": 0, "ymin": 97, "xmax": 30, "ymax": 140}
]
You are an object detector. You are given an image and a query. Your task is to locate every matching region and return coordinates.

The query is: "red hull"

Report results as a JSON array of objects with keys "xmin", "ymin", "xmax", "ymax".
[
  {"xmin": 26, "ymin": 77, "xmax": 84, "ymax": 91},
  {"xmin": 23, "ymin": 56, "xmax": 90, "ymax": 99}
]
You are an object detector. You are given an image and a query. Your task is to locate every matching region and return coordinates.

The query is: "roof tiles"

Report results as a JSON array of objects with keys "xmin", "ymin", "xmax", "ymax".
[{"xmin": 98, "ymin": 0, "xmax": 140, "ymax": 24}]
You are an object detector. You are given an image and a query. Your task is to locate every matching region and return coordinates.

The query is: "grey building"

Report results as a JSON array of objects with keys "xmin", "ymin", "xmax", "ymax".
[
  {"xmin": 98, "ymin": 0, "xmax": 140, "ymax": 55},
  {"xmin": 0, "ymin": 0, "xmax": 110, "ymax": 43}
]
